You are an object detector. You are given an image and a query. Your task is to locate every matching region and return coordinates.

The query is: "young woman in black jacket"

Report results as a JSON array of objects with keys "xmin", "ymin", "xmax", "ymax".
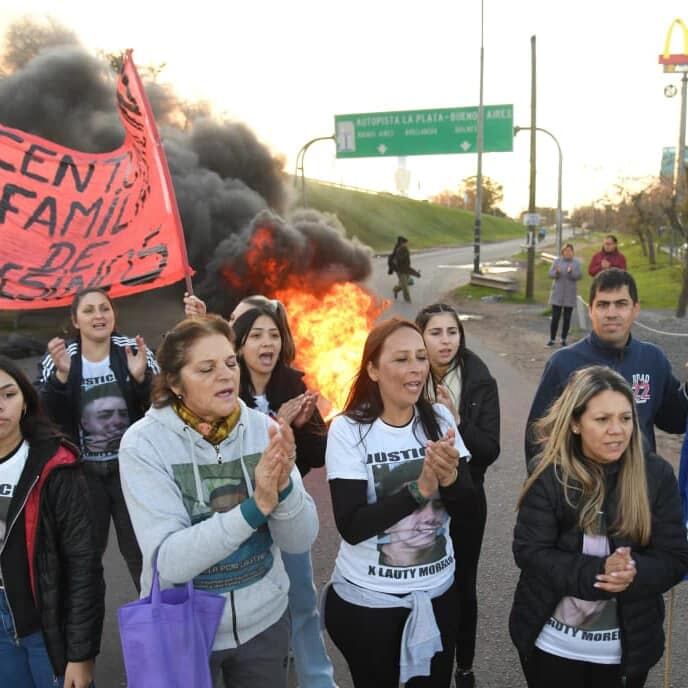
[
  {"xmin": 0, "ymin": 356, "xmax": 104, "ymax": 688},
  {"xmin": 416, "ymin": 303, "xmax": 500, "ymax": 688},
  {"xmin": 231, "ymin": 302, "xmax": 335, "ymax": 688},
  {"xmin": 512, "ymin": 365, "xmax": 688, "ymax": 687},
  {"xmin": 38, "ymin": 288, "xmax": 158, "ymax": 591}
]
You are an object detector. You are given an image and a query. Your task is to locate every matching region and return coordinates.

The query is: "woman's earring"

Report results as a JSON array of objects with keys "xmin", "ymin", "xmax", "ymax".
[{"xmin": 176, "ymin": 394, "xmax": 183, "ymax": 400}]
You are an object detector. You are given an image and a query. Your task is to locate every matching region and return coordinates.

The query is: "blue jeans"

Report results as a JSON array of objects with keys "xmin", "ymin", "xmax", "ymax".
[
  {"xmin": 0, "ymin": 589, "xmax": 61, "ymax": 687},
  {"xmin": 281, "ymin": 550, "xmax": 335, "ymax": 688}
]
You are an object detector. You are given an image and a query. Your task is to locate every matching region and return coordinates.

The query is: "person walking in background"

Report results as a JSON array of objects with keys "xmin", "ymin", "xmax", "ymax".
[
  {"xmin": 391, "ymin": 236, "xmax": 421, "ymax": 303},
  {"xmin": 416, "ymin": 303, "xmax": 499, "ymax": 688},
  {"xmin": 232, "ymin": 303, "xmax": 336, "ymax": 688},
  {"xmin": 525, "ymin": 269, "xmax": 688, "ymax": 465},
  {"xmin": 547, "ymin": 243, "xmax": 582, "ymax": 347},
  {"xmin": 119, "ymin": 315, "xmax": 319, "ymax": 687},
  {"xmin": 324, "ymin": 317, "xmax": 474, "ymax": 688},
  {"xmin": 38, "ymin": 288, "xmax": 158, "ymax": 591},
  {"xmin": 511, "ymin": 366, "xmax": 688, "ymax": 688},
  {"xmin": 0, "ymin": 357, "xmax": 104, "ymax": 688},
  {"xmin": 588, "ymin": 235, "xmax": 627, "ymax": 277}
]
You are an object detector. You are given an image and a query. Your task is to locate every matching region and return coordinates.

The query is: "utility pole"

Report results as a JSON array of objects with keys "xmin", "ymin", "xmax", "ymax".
[
  {"xmin": 677, "ymin": 71, "xmax": 688, "ymax": 202},
  {"xmin": 472, "ymin": 0, "xmax": 485, "ymax": 274},
  {"xmin": 525, "ymin": 35, "xmax": 537, "ymax": 300}
]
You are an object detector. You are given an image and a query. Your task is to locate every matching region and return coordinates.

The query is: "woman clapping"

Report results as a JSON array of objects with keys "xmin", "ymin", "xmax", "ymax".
[
  {"xmin": 511, "ymin": 365, "xmax": 688, "ymax": 688},
  {"xmin": 119, "ymin": 315, "xmax": 318, "ymax": 687},
  {"xmin": 324, "ymin": 317, "xmax": 474, "ymax": 688}
]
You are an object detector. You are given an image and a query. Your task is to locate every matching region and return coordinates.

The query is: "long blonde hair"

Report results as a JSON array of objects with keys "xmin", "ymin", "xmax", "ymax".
[{"xmin": 519, "ymin": 366, "xmax": 651, "ymax": 545}]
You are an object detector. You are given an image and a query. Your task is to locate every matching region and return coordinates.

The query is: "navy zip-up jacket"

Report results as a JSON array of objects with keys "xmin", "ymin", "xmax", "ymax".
[{"xmin": 525, "ymin": 332, "xmax": 688, "ymax": 464}]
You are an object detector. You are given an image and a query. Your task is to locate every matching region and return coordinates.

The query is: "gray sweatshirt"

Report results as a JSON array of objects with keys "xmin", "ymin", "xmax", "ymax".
[{"xmin": 119, "ymin": 400, "xmax": 319, "ymax": 650}]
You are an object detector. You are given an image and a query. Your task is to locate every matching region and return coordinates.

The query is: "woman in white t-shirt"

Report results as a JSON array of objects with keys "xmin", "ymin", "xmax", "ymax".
[
  {"xmin": 324, "ymin": 317, "xmax": 474, "ymax": 688},
  {"xmin": 511, "ymin": 365, "xmax": 688, "ymax": 688},
  {"xmin": 38, "ymin": 288, "xmax": 159, "ymax": 592}
]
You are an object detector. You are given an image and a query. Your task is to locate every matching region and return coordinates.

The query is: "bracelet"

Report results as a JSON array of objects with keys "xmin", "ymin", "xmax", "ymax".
[{"xmin": 407, "ymin": 480, "xmax": 429, "ymax": 506}]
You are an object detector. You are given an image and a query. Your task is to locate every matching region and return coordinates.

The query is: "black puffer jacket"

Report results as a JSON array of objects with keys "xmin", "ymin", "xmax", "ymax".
[
  {"xmin": 457, "ymin": 349, "xmax": 500, "ymax": 485},
  {"xmin": 241, "ymin": 365, "xmax": 326, "ymax": 477},
  {"xmin": 1, "ymin": 438, "xmax": 105, "ymax": 675},
  {"xmin": 37, "ymin": 334, "xmax": 157, "ymax": 447},
  {"xmin": 510, "ymin": 453, "xmax": 688, "ymax": 677}
]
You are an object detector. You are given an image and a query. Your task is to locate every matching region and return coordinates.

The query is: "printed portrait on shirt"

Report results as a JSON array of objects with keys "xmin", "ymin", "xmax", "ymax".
[
  {"xmin": 80, "ymin": 382, "xmax": 129, "ymax": 457},
  {"xmin": 373, "ymin": 459, "xmax": 448, "ymax": 568},
  {"xmin": 171, "ymin": 453, "xmax": 272, "ymax": 593}
]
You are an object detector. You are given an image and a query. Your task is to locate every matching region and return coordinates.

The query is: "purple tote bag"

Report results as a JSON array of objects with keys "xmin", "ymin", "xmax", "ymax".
[{"xmin": 118, "ymin": 560, "xmax": 226, "ymax": 688}]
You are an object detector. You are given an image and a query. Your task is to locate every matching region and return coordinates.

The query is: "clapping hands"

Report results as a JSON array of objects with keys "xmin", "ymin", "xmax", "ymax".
[
  {"xmin": 417, "ymin": 428, "xmax": 460, "ymax": 498},
  {"xmin": 47, "ymin": 337, "xmax": 72, "ymax": 384},
  {"xmin": 125, "ymin": 335, "xmax": 149, "ymax": 383},
  {"xmin": 594, "ymin": 546, "xmax": 636, "ymax": 593},
  {"xmin": 253, "ymin": 419, "xmax": 297, "ymax": 516},
  {"xmin": 276, "ymin": 391, "xmax": 318, "ymax": 428}
]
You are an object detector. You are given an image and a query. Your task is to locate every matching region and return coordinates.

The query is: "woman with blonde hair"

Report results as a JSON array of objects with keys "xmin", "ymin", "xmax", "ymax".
[{"xmin": 511, "ymin": 365, "xmax": 688, "ymax": 688}]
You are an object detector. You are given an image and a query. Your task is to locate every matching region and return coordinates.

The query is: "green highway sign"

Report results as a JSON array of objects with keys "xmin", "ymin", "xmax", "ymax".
[{"xmin": 335, "ymin": 105, "xmax": 513, "ymax": 158}]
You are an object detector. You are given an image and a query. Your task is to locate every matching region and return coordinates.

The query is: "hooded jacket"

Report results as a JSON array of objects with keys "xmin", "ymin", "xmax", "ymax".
[
  {"xmin": 510, "ymin": 453, "xmax": 688, "ymax": 677},
  {"xmin": 525, "ymin": 332, "xmax": 688, "ymax": 464},
  {"xmin": 37, "ymin": 334, "xmax": 158, "ymax": 448},
  {"xmin": 0, "ymin": 438, "xmax": 104, "ymax": 675},
  {"xmin": 118, "ymin": 400, "xmax": 319, "ymax": 650},
  {"xmin": 426, "ymin": 348, "xmax": 500, "ymax": 485}
]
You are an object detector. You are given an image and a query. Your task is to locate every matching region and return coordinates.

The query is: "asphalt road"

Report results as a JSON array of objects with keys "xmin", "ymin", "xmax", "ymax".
[{"xmin": 19, "ymin": 234, "xmax": 687, "ymax": 688}]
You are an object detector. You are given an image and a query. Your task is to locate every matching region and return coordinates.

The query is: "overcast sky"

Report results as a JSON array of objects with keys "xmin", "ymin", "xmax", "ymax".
[{"xmin": 1, "ymin": 0, "xmax": 686, "ymax": 216}]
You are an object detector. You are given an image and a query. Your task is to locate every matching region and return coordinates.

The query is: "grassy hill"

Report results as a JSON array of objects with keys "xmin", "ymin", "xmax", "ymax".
[{"xmin": 301, "ymin": 179, "xmax": 524, "ymax": 252}]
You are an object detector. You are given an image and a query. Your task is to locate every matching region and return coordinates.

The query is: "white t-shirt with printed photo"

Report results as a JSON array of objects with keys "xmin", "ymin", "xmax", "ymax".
[
  {"xmin": 326, "ymin": 404, "xmax": 469, "ymax": 594},
  {"xmin": 535, "ymin": 529, "xmax": 621, "ymax": 664},
  {"xmin": 80, "ymin": 356, "xmax": 130, "ymax": 462}
]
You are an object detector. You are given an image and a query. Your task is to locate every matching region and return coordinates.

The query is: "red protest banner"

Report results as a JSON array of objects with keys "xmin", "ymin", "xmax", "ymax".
[{"xmin": 0, "ymin": 50, "xmax": 192, "ymax": 309}]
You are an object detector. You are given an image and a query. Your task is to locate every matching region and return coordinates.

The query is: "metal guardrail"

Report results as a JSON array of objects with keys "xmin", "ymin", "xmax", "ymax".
[{"xmin": 469, "ymin": 272, "xmax": 518, "ymax": 292}]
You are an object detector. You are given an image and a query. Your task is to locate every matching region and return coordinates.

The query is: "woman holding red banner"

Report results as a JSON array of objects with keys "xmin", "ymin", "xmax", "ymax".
[{"xmin": 38, "ymin": 288, "xmax": 158, "ymax": 592}]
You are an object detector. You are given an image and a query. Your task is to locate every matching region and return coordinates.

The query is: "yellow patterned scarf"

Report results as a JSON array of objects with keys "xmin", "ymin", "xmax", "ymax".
[{"xmin": 173, "ymin": 400, "xmax": 241, "ymax": 446}]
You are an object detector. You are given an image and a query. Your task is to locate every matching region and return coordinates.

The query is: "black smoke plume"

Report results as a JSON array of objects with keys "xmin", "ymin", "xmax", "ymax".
[{"xmin": 0, "ymin": 18, "xmax": 372, "ymax": 315}]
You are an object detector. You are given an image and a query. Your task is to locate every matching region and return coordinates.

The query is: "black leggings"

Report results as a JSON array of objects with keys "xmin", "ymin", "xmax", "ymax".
[
  {"xmin": 324, "ymin": 584, "xmax": 457, "ymax": 688},
  {"xmin": 83, "ymin": 459, "xmax": 142, "ymax": 591},
  {"xmin": 450, "ymin": 482, "xmax": 487, "ymax": 670},
  {"xmin": 520, "ymin": 647, "xmax": 648, "ymax": 688},
  {"xmin": 550, "ymin": 305, "xmax": 573, "ymax": 341}
]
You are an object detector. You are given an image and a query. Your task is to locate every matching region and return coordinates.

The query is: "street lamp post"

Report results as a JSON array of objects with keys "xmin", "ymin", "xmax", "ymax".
[
  {"xmin": 294, "ymin": 136, "xmax": 335, "ymax": 207},
  {"xmin": 473, "ymin": 0, "xmax": 485, "ymax": 274},
  {"xmin": 514, "ymin": 125, "xmax": 563, "ymax": 254}
]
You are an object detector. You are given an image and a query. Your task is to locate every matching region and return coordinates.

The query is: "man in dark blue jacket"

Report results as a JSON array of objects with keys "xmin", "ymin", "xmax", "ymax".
[{"xmin": 525, "ymin": 269, "xmax": 688, "ymax": 465}]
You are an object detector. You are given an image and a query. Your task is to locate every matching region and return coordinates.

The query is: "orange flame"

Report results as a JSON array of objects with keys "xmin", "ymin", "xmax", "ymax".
[
  {"xmin": 276, "ymin": 282, "xmax": 386, "ymax": 417},
  {"xmin": 220, "ymin": 224, "xmax": 386, "ymax": 416}
]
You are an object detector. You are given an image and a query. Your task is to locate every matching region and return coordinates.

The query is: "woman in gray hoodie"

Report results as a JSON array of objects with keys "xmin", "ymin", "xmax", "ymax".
[
  {"xmin": 547, "ymin": 243, "xmax": 582, "ymax": 347},
  {"xmin": 119, "ymin": 315, "xmax": 318, "ymax": 688}
]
